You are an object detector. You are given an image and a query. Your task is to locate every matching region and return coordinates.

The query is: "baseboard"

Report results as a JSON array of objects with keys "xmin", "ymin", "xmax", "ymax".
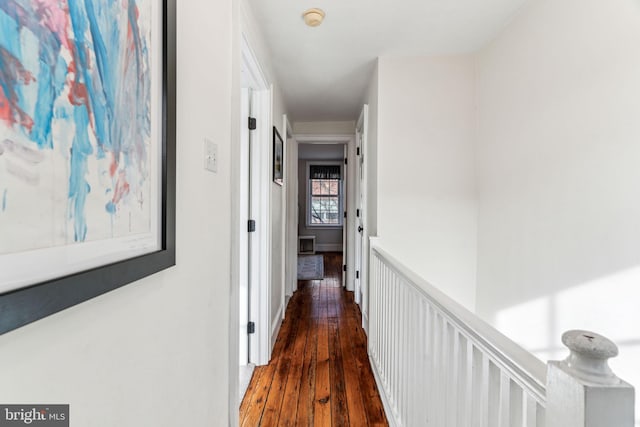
[
  {"xmin": 315, "ymin": 243, "xmax": 342, "ymax": 252},
  {"xmin": 270, "ymin": 304, "xmax": 284, "ymax": 351},
  {"xmin": 369, "ymin": 354, "xmax": 399, "ymax": 427},
  {"xmin": 238, "ymin": 363, "xmax": 255, "ymax": 403},
  {"xmin": 284, "ymin": 295, "xmax": 291, "ymax": 315},
  {"xmin": 362, "ymin": 311, "xmax": 369, "ymax": 336}
]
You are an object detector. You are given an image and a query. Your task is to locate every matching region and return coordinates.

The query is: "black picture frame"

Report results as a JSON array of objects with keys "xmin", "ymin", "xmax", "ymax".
[
  {"xmin": 0, "ymin": 0, "xmax": 177, "ymax": 335},
  {"xmin": 273, "ymin": 127, "xmax": 284, "ymax": 186}
]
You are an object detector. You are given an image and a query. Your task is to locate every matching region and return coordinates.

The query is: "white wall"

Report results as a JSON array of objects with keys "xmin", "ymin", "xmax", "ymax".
[
  {"xmin": 365, "ymin": 61, "xmax": 379, "ymax": 239},
  {"xmin": 0, "ymin": 1, "xmax": 235, "ymax": 426},
  {"xmin": 270, "ymin": 111, "xmax": 285, "ymax": 342},
  {"xmin": 294, "ymin": 121, "xmax": 355, "ymax": 135},
  {"xmin": 360, "ymin": 63, "xmax": 379, "ymax": 328},
  {"xmin": 475, "ymin": 0, "xmax": 640, "ymax": 418},
  {"xmin": 269, "ymin": 78, "xmax": 287, "ymax": 348},
  {"xmin": 375, "ymin": 56, "xmax": 478, "ymax": 310}
]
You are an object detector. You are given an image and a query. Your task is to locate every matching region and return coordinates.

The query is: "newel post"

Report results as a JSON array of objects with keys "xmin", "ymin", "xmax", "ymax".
[{"xmin": 546, "ymin": 330, "xmax": 635, "ymax": 427}]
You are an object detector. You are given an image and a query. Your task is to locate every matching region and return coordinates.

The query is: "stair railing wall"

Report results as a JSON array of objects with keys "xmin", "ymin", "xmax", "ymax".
[{"xmin": 368, "ymin": 241, "xmax": 635, "ymax": 427}]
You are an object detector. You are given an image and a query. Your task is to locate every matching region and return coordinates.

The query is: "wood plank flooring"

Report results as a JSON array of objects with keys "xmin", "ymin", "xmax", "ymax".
[{"xmin": 240, "ymin": 253, "xmax": 388, "ymax": 426}]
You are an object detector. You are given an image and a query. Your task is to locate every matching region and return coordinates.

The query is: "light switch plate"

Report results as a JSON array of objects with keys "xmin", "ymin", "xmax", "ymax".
[{"xmin": 204, "ymin": 138, "xmax": 217, "ymax": 173}]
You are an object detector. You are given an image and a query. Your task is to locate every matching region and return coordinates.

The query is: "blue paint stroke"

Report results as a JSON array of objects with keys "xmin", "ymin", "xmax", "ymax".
[
  {"xmin": 68, "ymin": 104, "xmax": 93, "ymax": 242},
  {"xmin": 0, "ymin": 1, "xmax": 66, "ymax": 146},
  {"xmin": 67, "ymin": 0, "xmax": 110, "ymax": 143},
  {"xmin": 84, "ymin": 0, "xmax": 116, "ymax": 117},
  {"xmin": 2, "ymin": 189, "xmax": 7, "ymax": 212},
  {"xmin": 31, "ymin": 54, "xmax": 67, "ymax": 149},
  {"xmin": 105, "ymin": 201, "xmax": 116, "ymax": 214},
  {"xmin": 0, "ymin": 0, "xmax": 152, "ymax": 241}
]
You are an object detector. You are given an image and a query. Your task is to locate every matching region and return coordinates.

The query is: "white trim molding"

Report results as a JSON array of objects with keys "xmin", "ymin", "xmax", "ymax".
[
  {"xmin": 270, "ymin": 302, "xmax": 284, "ymax": 352},
  {"xmin": 240, "ymin": 31, "xmax": 272, "ymax": 368}
]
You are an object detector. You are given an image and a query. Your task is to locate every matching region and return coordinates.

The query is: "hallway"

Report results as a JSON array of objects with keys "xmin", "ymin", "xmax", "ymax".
[{"xmin": 240, "ymin": 253, "xmax": 388, "ymax": 426}]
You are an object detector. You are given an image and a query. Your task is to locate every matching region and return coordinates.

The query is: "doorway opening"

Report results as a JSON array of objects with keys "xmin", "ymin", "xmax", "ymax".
[
  {"xmin": 298, "ymin": 146, "xmax": 346, "ymax": 285},
  {"xmin": 285, "ymin": 135, "xmax": 356, "ymax": 306}
]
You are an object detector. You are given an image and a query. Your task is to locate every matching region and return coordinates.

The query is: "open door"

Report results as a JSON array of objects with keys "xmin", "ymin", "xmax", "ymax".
[
  {"xmin": 354, "ymin": 105, "xmax": 368, "ymax": 310},
  {"xmin": 342, "ymin": 144, "xmax": 348, "ymax": 287}
]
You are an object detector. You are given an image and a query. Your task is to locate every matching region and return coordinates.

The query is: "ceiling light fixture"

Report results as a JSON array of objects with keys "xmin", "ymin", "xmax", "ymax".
[{"xmin": 303, "ymin": 8, "xmax": 325, "ymax": 27}]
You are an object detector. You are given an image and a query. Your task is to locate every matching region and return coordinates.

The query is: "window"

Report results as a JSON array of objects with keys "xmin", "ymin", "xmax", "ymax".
[{"xmin": 307, "ymin": 163, "xmax": 342, "ymax": 227}]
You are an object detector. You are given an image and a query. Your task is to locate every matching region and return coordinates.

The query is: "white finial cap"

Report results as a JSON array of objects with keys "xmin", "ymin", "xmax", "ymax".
[{"xmin": 561, "ymin": 330, "xmax": 620, "ymax": 385}]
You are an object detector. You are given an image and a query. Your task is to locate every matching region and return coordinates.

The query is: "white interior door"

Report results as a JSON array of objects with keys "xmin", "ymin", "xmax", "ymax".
[
  {"xmin": 239, "ymin": 88, "xmax": 253, "ymax": 365},
  {"xmin": 354, "ymin": 132, "xmax": 364, "ymax": 305},
  {"xmin": 355, "ymin": 105, "xmax": 369, "ymax": 325},
  {"xmin": 342, "ymin": 144, "xmax": 348, "ymax": 287},
  {"xmin": 354, "ymin": 105, "xmax": 368, "ymax": 310}
]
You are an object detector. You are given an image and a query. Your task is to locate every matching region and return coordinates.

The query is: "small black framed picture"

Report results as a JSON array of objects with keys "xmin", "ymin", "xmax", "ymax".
[{"xmin": 273, "ymin": 127, "xmax": 284, "ymax": 186}]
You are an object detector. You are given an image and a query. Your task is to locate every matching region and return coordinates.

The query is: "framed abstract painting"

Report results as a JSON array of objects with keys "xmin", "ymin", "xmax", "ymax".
[{"xmin": 0, "ymin": 0, "xmax": 176, "ymax": 334}]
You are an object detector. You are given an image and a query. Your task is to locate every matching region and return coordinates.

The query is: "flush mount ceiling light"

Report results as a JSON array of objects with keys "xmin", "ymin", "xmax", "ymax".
[{"xmin": 303, "ymin": 8, "xmax": 325, "ymax": 27}]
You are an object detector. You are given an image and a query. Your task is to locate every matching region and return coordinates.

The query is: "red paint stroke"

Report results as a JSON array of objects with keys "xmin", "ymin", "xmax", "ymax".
[
  {"xmin": 65, "ymin": 39, "xmax": 99, "ymax": 135},
  {"xmin": 68, "ymin": 80, "xmax": 88, "ymax": 106},
  {"xmin": 0, "ymin": 47, "xmax": 36, "ymax": 132},
  {"xmin": 112, "ymin": 171, "xmax": 130, "ymax": 205},
  {"xmin": 67, "ymin": 78, "xmax": 96, "ymax": 134},
  {"xmin": 109, "ymin": 152, "xmax": 118, "ymax": 177},
  {"xmin": 0, "ymin": 87, "xmax": 12, "ymax": 124}
]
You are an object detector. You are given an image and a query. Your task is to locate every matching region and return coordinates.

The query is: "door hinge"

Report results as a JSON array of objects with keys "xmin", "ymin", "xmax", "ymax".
[
  {"xmin": 356, "ymin": 209, "xmax": 360, "ymax": 218},
  {"xmin": 344, "ymin": 158, "xmax": 348, "ymax": 165},
  {"xmin": 248, "ymin": 117, "xmax": 257, "ymax": 130},
  {"xmin": 357, "ymin": 147, "xmax": 361, "ymax": 156},
  {"xmin": 344, "ymin": 211, "xmax": 347, "ymax": 219},
  {"xmin": 248, "ymin": 219, "xmax": 256, "ymax": 232},
  {"xmin": 248, "ymin": 322, "xmax": 255, "ymax": 334},
  {"xmin": 356, "ymin": 271, "xmax": 360, "ymax": 279},
  {"xmin": 343, "ymin": 265, "xmax": 347, "ymax": 272}
]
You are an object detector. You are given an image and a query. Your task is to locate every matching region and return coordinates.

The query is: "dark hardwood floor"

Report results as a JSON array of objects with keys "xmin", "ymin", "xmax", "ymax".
[{"xmin": 240, "ymin": 252, "xmax": 388, "ymax": 426}]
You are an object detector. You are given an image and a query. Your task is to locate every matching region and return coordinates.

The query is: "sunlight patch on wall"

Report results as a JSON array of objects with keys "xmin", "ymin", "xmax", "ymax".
[
  {"xmin": 495, "ymin": 266, "xmax": 640, "ymax": 424},
  {"xmin": 495, "ymin": 296, "xmax": 554, "ymax": 361}
]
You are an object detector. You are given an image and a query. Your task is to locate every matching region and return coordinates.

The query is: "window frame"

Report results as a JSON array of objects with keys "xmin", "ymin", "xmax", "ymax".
[{"xmin": 305, "ymin": 161, "xmax": 343, "ymax": 228}]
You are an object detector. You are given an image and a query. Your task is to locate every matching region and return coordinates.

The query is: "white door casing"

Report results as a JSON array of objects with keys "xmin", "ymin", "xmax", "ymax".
[
  {"xmin": 239, "ymin": 87, "xmax": 251, "ymax": 365},
  {"xmin": 282, "ymin": 116, "xmax": 294, "ymax": 305},
  {"xmin": 284, "ymin": 122, "xmax": 298, "ymax": 300},
  {"xmin": 242, "ymin": 34, "xmax": 272, "ymax": 366}
]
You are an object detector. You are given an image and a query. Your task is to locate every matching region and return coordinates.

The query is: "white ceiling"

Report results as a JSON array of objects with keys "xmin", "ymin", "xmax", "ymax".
[{"xmin": 248, "ymin": 0, "xmax": 528, "ymax": 121}]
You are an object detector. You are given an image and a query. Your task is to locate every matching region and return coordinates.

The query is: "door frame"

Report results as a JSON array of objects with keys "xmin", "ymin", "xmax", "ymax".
[
  {"xmin": 238, "ymin": 87, "xmax": 251, "ymax": 366},
  {"xmin": 286, "ymin": 134, "xmax": 356, "ymax": 293},
  {"xmin": 282, "ymin": 116, "xmax": 294, "ymax": 306},
  {"xmin": 238, "ymin": 33, "xmax": 272, "ymax": 368}
]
